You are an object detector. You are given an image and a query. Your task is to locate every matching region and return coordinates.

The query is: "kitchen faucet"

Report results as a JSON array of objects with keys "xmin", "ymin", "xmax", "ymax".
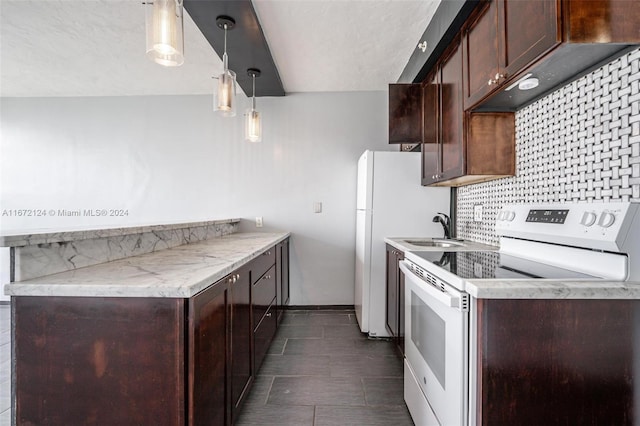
[{"xmin": 432, "ymin": 212, "xmax": 451, "ymax": 239}]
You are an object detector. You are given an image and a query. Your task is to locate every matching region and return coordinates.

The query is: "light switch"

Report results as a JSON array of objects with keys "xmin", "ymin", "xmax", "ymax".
[
  {"xmin": 255, "ymin": 216, "xmax": 263, "ymax": 227},
  {"xmin": 314, "ymin": 202, "xmax": 322, "ymax": 213}
]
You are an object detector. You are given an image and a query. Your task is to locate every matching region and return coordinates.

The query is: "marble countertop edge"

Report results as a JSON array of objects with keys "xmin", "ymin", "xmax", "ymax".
[
  {"xmin": 4, "ymin": 232, "xmax": 290, "ymax": 298},
  {"xmin": 466, "ymin": 279, "xmax": 640, "ymax": 299},
  {"xmin": 0, "ymin": 218, "xmax": 242, "ymax": 247}
]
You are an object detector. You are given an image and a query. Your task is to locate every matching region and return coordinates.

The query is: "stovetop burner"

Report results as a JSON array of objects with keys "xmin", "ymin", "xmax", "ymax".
[{"xmin": 409, "ymin": 250, "xmax": 598, "ymax": 280}]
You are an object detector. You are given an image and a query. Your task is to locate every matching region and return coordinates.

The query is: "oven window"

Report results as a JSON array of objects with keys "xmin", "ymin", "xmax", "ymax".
[{"xmin": 411, "ymin": 291, "xmax": 446, "ymax": 388}]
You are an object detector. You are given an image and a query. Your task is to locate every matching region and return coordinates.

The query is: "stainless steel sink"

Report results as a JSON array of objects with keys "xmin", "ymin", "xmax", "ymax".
[{"xmin": 403, "ymin": 238, "xmax": 466, "ymax": 248}]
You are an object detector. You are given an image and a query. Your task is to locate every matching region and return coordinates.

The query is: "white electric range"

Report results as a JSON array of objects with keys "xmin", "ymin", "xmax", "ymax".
[{"xmin": 400, "ymin": 201, "xmax": 640, "ymax": 426}]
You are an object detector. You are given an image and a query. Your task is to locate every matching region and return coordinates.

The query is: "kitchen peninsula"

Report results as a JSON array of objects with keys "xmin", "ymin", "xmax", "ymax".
[{"xmin": 3, "ymin": 221, "xmax": 290, "ymax": 425}]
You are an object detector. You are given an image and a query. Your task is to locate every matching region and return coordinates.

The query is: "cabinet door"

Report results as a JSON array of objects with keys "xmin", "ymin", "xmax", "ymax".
[
  {"xmin": 422, "ymin": 70, "xmax": 440, "ymax": 186},
  {"xmin": 389, "ymin": 84, "xmax": 423, "ymax": 144},
  {"xmin": 385, "ymin": 245, "xmax": 399, "ymax": 336},
  {"xmin": 231, "ymin": 266, "xmax": 252, "ymax": 421},
  {"xmin": 440, "ymin": 37, "xmax": 465, "ymax": 182},
  {"xmin": 281, "ymin": 239, "xmax": 290, "ymax": 306},
  {"xmin": 500, "ymin": 0, "xmax": 559, "ymax": 78},
  {"xmin": 463, "ymin": 0, "xmax": 501, "ymax": 109},
  {"xmin": 275, "ymin": 239, "xmax": 290, "ymax": 325},
  {"xmin": 189, "ymin": 277, "xmax": 231, "ymax": 426},
  {"xmin": 397, "ymin": 253, "xmax": 405, "ymax": 355}
]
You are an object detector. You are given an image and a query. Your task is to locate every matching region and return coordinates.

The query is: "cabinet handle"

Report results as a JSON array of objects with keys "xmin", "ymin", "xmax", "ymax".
[
  {"xmin": 263, "ymin": 275, "xmax": 271, "ymax": 280},
  {"xmin": 488, "ymin": 74, "xmax": 506, "ymax": 86},
  {"xmin": 266, "ymin": 312, "xmax": 272, "ymax": 317},
  {"xmin": 264, "ymin": 251, "xmax": 271, "ymax": 256}
]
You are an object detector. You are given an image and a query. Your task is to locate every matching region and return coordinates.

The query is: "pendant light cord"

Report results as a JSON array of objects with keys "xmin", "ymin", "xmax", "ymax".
[
  {"xmin": 252, "ymin": 74, "xmax": 256, "ymax": 110},
  {"xmin": 223, "ymin": 24, "xmax": 228, "ymax": 71}
]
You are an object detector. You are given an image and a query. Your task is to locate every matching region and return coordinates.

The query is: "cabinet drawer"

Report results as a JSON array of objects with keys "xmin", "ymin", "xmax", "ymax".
[
  {"xmin": 250, "ymin": 246, "xmax": 276, "ymax": 284},
  {"xmin": 252, "ymin": 265, "xmax": 276, "ymax": 326},
  {"xmin": 254, "ymin": 303, "xmax": 277, "ymax": 372}
]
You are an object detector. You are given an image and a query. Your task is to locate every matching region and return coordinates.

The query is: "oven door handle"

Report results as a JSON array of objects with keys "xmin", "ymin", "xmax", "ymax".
[{"xmin": 399, "ymin": 260, "xmax": 461, "ymax": 309}]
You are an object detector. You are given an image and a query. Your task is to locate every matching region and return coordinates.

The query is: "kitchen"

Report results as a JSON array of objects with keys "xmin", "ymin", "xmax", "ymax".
[{"xmin": 1, "ymin": 0, "xmax": 640, "ymax": 425}]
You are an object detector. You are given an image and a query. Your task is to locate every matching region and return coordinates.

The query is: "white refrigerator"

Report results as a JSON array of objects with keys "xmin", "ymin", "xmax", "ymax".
[{"xmin": 355, "ymin": 150, "xmax": 450, "ymax": 337}]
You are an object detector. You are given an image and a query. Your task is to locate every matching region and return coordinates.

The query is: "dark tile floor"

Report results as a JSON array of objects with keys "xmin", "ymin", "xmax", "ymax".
[{"xmin": 235, "ymin": 309, "xmax": 414, "ymax": 426}]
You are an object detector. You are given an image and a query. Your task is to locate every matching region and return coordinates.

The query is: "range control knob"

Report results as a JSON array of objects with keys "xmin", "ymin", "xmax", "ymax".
[
  {"xmin": 598, "ymin": 212, "xmax": 616, "ymax": 228},
  {"xmin": 497, "ymin": 211, "xmax": 506, "ymax": 221},
  {"xmin": 580, "ymin": 211, "xmax": 597, "ymax": 227},
  {"xmin": 506, "ymin": 211, "xmax": 516, "ymax": 221}
]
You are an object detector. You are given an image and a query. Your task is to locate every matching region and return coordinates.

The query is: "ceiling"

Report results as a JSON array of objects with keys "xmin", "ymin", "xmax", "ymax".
[{"xmin": 0, "ymin": 0, "xmax": 440, "ymax": 97}]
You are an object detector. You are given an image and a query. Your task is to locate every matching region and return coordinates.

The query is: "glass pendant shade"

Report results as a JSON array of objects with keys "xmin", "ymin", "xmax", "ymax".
[
  {"xmin": 214, "ymin": 53, "xmax": 237, "ymax": 117},
  {"xmin": 245, "ymin": 109, "xmax": 262, "ymax": 142},
  {"xmin": 145, "ymin": 0, "xmax": 184, "ymax": 67},
  {"xmin": 245, "ymin": 69, "xmax": 262, "ymax": 142}
]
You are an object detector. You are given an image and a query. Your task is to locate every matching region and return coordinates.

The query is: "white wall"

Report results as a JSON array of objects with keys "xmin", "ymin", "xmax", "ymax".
[{"xmin": 0, "ymin": 91, "xmax": 391, "ymax": 304}]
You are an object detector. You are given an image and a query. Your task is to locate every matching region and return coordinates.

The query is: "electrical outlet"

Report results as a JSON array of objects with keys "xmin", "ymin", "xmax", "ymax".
[
  {"xmin": 474, "ymin": 262, "xmax": 483, "ymax": 278},
  {"xmin": 255, "ymin": 216, "xmax": 263, "ymax": 228},
  {"xmin": 474, "ymin": 204, "xmax": 483, "ymax": 222},
  {"xmin": 314, "ymin": 202, "xmax": 322, "ymax": 213}
]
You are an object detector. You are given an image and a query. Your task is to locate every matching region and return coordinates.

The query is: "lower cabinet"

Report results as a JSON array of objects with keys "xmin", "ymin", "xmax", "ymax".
[
  {"xmin": 230, "ymin": 265, "xmax": 252, "ymax": 423},
  {"xmin": 276, "ymin": 239, "xmax": 290, "ymax": 324},
  {"xmin": 189, "ymin": 274, "xmax": 233, "ymax": 426},
  {"xmin": 476, "ymin": 299, "xmax": 640, "ymax": 425},
  {"xmin": 385, "ymin": 244, "xmax": 405, "ymax": 354},
  {"xmin": 252, "ymin": 264, "xmax": 277, "ymax": 371},
  {"xmin": 13, "ymin": 240, "xmax": 289, "ymax": 426}
]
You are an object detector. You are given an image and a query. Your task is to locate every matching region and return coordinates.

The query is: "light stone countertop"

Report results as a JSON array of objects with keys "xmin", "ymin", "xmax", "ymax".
[
  {"xmin": 384, "ymin": 237, "xmax": 498, "ymax": 252},
  {"xmin": 4, "ymin": 232, "xmax": 289, "ymax": 298},
  {"xmin": 0, "ymin": 218, "xmax": 241, "ymax": 247},
  {"xmin": 465, "ymin": 279, "xmax": 640, "ymax": 299},
  {"xmin": 386, "ymin": 237, "xmax": 640, "ymax": 300}
]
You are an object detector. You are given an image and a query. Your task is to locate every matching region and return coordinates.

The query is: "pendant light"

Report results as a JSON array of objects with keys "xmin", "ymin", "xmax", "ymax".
[
  {"xmin": 245, "ymin": 69, "xmax": 262, "ymax": 143},
  {"xmin": 213, "ymin": 16, "xmax": 237, "ymax": 117},
  {"xmin": 144, "ymin": 0, "xmax": 184, "ymax": 67}
]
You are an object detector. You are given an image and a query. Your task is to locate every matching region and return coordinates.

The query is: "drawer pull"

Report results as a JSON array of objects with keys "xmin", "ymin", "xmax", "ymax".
[
  {"xmin": 264, "ymin": 250, "xmax": 271, "ymax": 256},
  {"xmin": 263, "ymin": 275, "xmax": 271, "ymax": 280},
  {"xmin": 265, "ymin": 312, "xmax": 272, "ymax": 317}
]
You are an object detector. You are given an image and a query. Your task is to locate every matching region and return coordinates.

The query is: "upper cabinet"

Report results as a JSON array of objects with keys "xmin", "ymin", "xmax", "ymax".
[
  {"xmin": 388, "ymin": 0, "xmax": 639, "ymax": 186},
  {"xmin": 422, "ymin": 36, "xmax": 516, "ymax": 187},
  {"xmin": 389, "ymin": 84, "xmax": 423, "ymax": 144},
  {"xmin": 437, "ymin": 38, "xmax": 466, "ymax": 183},
  {"xmin": 463, "ymin": 0, "xmax": 560, "ymax": 110},
  {"xmin": 476, "ymin": 0, "xmax": 639, "ymax": 111}
]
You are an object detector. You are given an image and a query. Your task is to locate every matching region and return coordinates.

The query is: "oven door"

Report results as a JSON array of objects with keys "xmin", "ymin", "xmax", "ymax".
[{"xmin": 399, "ymin": 260, "xmax": 468, "ymax": 426}]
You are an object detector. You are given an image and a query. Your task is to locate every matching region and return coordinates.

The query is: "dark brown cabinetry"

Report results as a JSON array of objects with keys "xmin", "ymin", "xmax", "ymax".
[
  {"xmin": 189, "ymin": 275, "xmax": 232, "ymax": 426},
  {"xmin": 251, "ymin": 250, "xmax": 277, "ymax": 372},
  {"xmin": 230, "ymin": 265, "xmax": 252, "ymax": 422},
  {"xmin": 390, "ymin": 0, "xmax": 639, "ymax": 186},
  {"xmin": 252, "ymin": 264, "xmax": 277, "ymax": 371},
  {"xmin": 421, "ymin": 37, "xmax": 465, "ymax": 186},
  {"xmin": 476, "ymin": 298, "xmax": 640, "ymax": 425},
  {"xmin": 463, "ymin": 0, "xmax": 559, "ymax": 109},
  {"xmin": 385, "ymin": 244, "xmax": 405, "ymax": 354},
  {"xmin": 388, "ymin": 84, "xmax": 423, "ymax": 144},
  {"xmin": 13, "ymin": 241, "xmax": 289, "ymax": 426},
  {"xmin": 14, "ymin": 297, "xmax": 187, "ymax": 426},
  {"xmin": 276, "ymin": 239, "xmax": 290, "ymax": 325},
  {"xmin": 422, "ymin": 36, "xmax": 516, "ymax": 187}
]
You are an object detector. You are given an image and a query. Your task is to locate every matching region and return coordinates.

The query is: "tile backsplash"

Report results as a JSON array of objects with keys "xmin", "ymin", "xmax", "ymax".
[{"xmin": 457, "ymin": 47, "xmax": 640, "ymax": 246}]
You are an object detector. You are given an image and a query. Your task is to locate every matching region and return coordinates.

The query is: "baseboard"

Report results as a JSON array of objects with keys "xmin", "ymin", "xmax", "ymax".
[{"xmin": 284, "ymin": 304, "xmax": 354, "ymax": 311}]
